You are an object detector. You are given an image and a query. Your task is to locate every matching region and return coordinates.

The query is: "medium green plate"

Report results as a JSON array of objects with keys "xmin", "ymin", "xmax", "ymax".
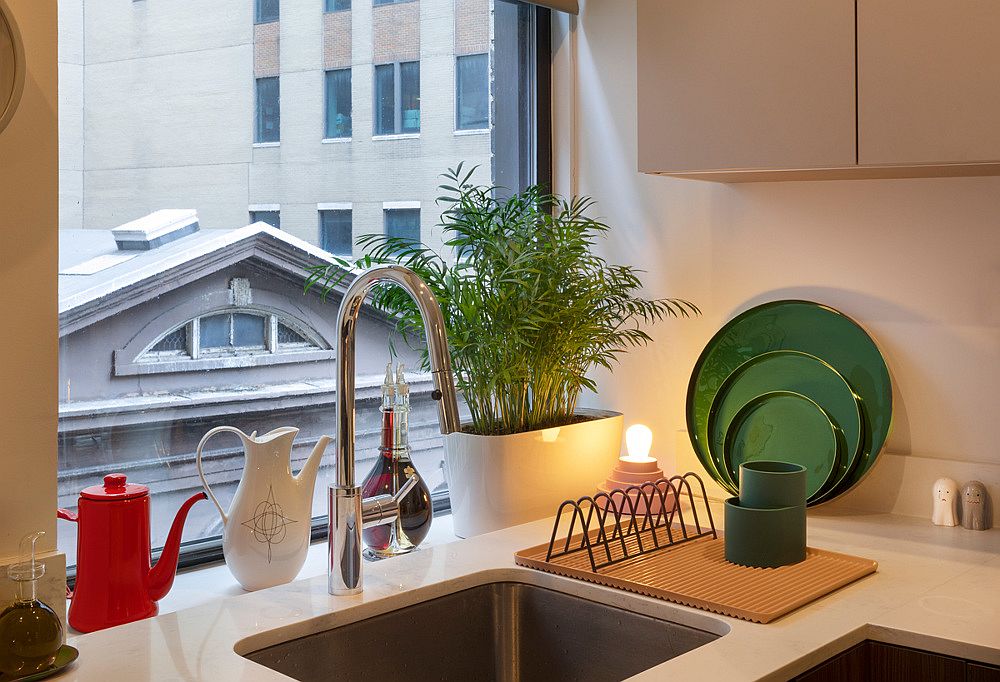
[
  {"xmin": 686, "ymin": 300, "xmax": 891, "ymax": 502},
  {"xmin": 706, "ymin": 350, "xmax": 863, "ymax": 496},
  {"xmin": 723, "ymin": 391, "xmax": 841, "ymax": 500}
]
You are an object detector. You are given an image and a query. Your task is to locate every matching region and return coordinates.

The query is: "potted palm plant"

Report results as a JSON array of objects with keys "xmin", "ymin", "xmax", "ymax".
[{"xmin": 307, "ymin": 165, "xmax": 698, "ymax": 537}]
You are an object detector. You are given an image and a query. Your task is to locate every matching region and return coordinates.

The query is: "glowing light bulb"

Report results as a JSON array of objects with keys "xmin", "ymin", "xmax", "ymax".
[{"xmin": 623, "ymin": 424, "xmax": 655, "ymax": 463}]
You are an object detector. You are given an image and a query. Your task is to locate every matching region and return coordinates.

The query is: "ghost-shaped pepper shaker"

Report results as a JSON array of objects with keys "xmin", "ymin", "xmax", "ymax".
[
  {"xmin": 960, "ymin": 481, "xmax": 991, "ymax": 531},
  {"xmin": 931, "ymin": 478, "xmax": 959, "ymax": 526}
]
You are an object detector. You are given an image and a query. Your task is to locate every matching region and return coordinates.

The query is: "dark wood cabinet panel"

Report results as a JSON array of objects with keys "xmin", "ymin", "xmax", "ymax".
[
  {"xmin": 869, "ymin": 642, "xmax": 965, "ymax": 681},
  {"xmin": 795, "ymin": 642, "xmax": 869, "ymax": 682},
  {"xmin": 794, "ymin": 641, "xmax": 996, "ymax": 682},
  {"xmin": 968, "ymin": 662, "xmax": 1000, "ymax": 682}
]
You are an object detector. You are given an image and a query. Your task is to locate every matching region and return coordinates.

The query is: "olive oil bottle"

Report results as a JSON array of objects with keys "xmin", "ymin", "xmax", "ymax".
[{"xmin": 0, "ymin": 532, "xmax": 64, "ymax": 677}]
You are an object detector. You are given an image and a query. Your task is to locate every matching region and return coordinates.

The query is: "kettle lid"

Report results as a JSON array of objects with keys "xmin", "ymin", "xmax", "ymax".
[{"xmin": 81, "ymin": 473, "xmax": 149, "ymax": 501}]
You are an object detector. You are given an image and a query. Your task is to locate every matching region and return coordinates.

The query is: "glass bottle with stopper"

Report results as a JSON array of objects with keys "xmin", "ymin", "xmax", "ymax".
[
  {"xmin": 361, "ymin": 361, "xmax": 433, "ymax": 559},
  {"xmin": 0, "ymin": 531, "xmax": 64, "ymax": 677}
]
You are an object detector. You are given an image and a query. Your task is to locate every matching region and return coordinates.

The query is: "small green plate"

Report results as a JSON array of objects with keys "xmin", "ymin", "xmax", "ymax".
[
  {"xmin": 0, "ymin": 645, "xmax": 79, "ymax": 682},
  {"xmin": 706, "ymin": 350, "xmax": 863, "ymax": 495},
  {"xmin": 723, "ymin": 391, "xmax": 841, "ymax": 501},
  {"xmin": 686, "ymin": 300, "xmax": 892, "ymax": 502}
]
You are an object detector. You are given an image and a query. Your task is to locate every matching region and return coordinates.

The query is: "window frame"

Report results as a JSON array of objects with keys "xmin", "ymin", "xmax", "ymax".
[
  {"xmin": 255, "ymin": 0, "xmax": 279, "ymax": 24},
  {"xmin": 373, "ymin": 61, "xmax": 420, "ymax": 136},
  {"xmin": 319, "ymin": 206, "xmax": 354, "ymax": 255},
  {"xmin": 324, "ymin": 68, "xmax": 353, "ymax": 139},
  {"xmin": 66, "ymin": 2, "xmax": 554, "ymax": 582},
  {"xmin": 383, "ymin": 204, "xmax": 422, "ymax": 243},
  {"xmin": 254, "ymin": 76, "xmax": 281, "ymax": 144},
  {"xmin": 455, "ymin": 53, "xmax": 490, "ymax": 131}
]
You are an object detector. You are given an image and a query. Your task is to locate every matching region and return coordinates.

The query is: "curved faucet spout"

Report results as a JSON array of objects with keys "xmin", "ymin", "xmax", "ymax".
[
  {"xmin": 334, "ymin": 264, "xmax": 461, "ymax": 489},
  {"xmin": 329, "ymin": 265, "xmax": 461, "ymax": 596}
]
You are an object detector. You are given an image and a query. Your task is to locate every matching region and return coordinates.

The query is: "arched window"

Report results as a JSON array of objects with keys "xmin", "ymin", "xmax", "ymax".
[{"xmin": 135, "ymin": 309, "xmax": 328, "ymax": 370}]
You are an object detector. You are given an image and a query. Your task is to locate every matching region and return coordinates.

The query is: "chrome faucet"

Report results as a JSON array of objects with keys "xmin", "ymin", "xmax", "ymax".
[{"xmin": 328, "ymin": 265, "xmax": 461, "ymax": 595}]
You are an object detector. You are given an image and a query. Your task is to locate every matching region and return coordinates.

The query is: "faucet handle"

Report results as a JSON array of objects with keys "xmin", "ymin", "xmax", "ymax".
[
  {"xmin": 391, "ymin": 473, "xmax": 420, "ymax": 504},
  {"xmin": 360, "ymin": 474, "xmax": 421, "ymax": 529}
]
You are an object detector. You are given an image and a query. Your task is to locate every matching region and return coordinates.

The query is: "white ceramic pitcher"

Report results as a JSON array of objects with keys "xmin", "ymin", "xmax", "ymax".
[{"xmin": 196, "ymin": 426, "xmax": 330, "ymax": 591}]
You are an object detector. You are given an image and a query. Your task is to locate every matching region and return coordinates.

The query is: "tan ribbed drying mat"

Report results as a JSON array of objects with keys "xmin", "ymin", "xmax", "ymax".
[{"xmin": 514, "ymin": 527, "xmax": 877, "ymax": 623}]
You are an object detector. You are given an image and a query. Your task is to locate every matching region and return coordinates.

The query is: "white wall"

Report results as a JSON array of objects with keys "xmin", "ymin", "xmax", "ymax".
[
  {"xmin": 0, "ymin": 0, "xmax": 66, "ymax": 618},
  {"xmin": 553, "ymin": 1, "xmax": 999, "ymax": 515}
]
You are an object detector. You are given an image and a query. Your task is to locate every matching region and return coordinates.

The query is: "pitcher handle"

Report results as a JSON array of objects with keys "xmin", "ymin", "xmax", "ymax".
[{"xmin": 196, "ymin": 426, "xmax": 247, "ymax": 527}]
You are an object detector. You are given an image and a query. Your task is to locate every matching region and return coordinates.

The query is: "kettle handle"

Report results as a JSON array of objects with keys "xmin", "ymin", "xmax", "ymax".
[{"xmin": 196, "ymin": 426, "xmax": 248, "ymax": 527}]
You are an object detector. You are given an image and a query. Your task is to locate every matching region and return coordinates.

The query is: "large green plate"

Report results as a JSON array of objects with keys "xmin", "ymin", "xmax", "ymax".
[
  {"xmin": 707, "ymin": 350, "xmax": 863, "ymax": 496},
  {"xmin": 686, "ymin": 300, "xmax": 891, "ymax": 502},
  {"xmin": 723, "ymin": 391, "xmax": 842, "ymax": 501}
]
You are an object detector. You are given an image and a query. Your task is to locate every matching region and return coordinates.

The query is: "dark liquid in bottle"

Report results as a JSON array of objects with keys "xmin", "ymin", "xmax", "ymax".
[
  {"xmin": 0, "ymin": 599, "xmax": 63, "ymax": 676},
  {"xmin": 361, "ymin": 450, "xmax": 433, "ymax": 556}
]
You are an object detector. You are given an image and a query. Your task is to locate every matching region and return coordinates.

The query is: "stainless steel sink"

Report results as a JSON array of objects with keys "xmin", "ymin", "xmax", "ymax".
[{"xmin": 244, "ymin": 581, "xmax": 721, "ymax": 681}]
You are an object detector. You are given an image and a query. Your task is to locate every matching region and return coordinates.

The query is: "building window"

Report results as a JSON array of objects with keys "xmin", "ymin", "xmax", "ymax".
[
  {"xmin": 136, "ymin": 310, "xmax": 325, "ymax": 367},
  {"xmin": 384, "ymin": 207, "xmax": 421, "ymax": 243},
  {"xmin": 373, "ymin": 0, "xmax": 411, "ymax": 5},
  {"xmin": 456, "ymin": 54, "xmax": 489, "ymax": 130},
  {"xmin": 255, "ymin": 0, "xmax": 279, "ymax": 23},
  {"xmin": 320, "ymin": 209, "xmax": 353, "ymax": 255},
  {"xmin": 374, "ymin": 62, "xmax": 420, "ymax": 135},
  {"xmin": 249, "ymin": 210, "xmax": 280, "ymax": 229},
  {"xmin": 325, "ymin": 69, "xmax": 352, "ymax": 139},
  {"xmin": 255, "ymin": 77, "xmax": 280, "ymax": 143},
  {"xmin": 325, "ymin": 0, "xmax": 350, "ymax": 10}
]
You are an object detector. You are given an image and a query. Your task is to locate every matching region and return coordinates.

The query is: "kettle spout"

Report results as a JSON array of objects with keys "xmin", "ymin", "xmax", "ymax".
[
  {"xmin": 296, "ymin": 435, "xmax": 331, "ymax": 492},
  {"xmin": 148, "ymin": 490, "xmax": 207, "ymax": 603}
]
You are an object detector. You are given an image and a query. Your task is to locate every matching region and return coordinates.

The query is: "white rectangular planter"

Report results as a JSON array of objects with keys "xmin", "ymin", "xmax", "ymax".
[{"xmin": 443, "ymin": 409, "xmax": 624, "ymax": 538}]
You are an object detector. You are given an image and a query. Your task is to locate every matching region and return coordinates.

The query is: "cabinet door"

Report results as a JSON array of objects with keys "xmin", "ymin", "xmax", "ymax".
[
  {"xmin": 868, "ymin": 642, "xmax": 966, "ymax": 681},
  {"xmin": 637, "ymin": 0, "xmax": 856, "ymax": 173},
  {"xmin": 858, "ymin": 0, "xmax": 1000, "ymax": 165},
  {"xmin": 968, "ymin": 662, "xmax": 1000, "ymax": 682}
]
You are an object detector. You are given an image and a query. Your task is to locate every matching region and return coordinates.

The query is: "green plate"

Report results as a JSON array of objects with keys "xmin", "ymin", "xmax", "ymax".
[
  {"xmin": 706, "ymin": 350, "xmax": 863, "ymax": 496},
  {"xmin": 0, "ymin": 645, "xmax": 79, "ymax": 682},
  {"xmin": 686, "ymin": 300, "xmax": 891, "ymax": 502},
  {"xmin": 723, "ymin": 391, "xmax": 841, "ymax": 500}
]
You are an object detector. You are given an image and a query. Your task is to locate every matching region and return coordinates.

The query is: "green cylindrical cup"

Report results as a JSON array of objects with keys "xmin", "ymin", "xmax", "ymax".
[
  {"xmin": 724, "ymin": 497, "xmax": 807, "ymax": 568},
  {"xmin": 739, "ymin": 460, "xmax": 807, "ymax": 509}
]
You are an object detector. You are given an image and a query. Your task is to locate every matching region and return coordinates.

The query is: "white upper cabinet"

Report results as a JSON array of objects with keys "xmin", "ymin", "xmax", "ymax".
[
  {"xmin": 638, "ymin": 0, "xmax": 1000, "ymax": 180},
  {"xmin": 858, "ymin": 0, "xmax": 1000, "ymax": 167},
  {"xmin": 637, "ymin": 0, "xmax": 856, "ymax": 175}
]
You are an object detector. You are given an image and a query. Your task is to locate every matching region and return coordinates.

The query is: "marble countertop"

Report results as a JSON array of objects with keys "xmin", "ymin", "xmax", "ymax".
[{"xmin": 65, "ymin": 507, "xmax": 1000, "ymax": 681}]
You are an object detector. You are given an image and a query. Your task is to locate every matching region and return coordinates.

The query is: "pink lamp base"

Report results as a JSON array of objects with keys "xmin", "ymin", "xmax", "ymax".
[{"xmin": 597, "ymin": 459, "xmax": 675, "ymax": 515}]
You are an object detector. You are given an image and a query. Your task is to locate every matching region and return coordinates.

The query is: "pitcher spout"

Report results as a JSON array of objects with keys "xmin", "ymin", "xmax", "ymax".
[
  {"xmin": 147, "ymin": 490, "xmax": 206, "ymax": 602},
  {"xmin": 296, "ymin": 435, "xmax": 332, "ymax": 492}
]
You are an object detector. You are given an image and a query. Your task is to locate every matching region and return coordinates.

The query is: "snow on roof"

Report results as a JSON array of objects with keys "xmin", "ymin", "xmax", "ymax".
[{"xmin": 59, "ymin": 222, "xmax": 348, "ymax": 334}]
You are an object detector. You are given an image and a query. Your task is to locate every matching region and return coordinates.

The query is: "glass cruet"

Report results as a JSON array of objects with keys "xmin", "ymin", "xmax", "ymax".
[{"xmin": 0, "ymin": 531, "xmax": 64, "ymax": 677}]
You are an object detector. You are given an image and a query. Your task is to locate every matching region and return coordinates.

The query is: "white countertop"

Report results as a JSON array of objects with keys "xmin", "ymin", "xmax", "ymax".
[{"xmin": 65, "ymin": 507, "xmax": 1000, "ymax": 681}]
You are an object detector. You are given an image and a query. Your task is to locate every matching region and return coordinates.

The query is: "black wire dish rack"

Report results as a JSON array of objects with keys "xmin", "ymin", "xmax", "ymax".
[{"xmin": 541, "ymin": 472, "xmax": 718, "ymax": 573}]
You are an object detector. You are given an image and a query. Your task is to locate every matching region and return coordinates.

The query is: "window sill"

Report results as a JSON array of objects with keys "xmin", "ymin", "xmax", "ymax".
[
  {"xmin": 113, "ymin": 348, "xmax": 336, "ymax": 376},
  {"xmin": 252, "ymin": 141, "xmax": 280, "ymax": 148},
  {"xmin": 138, "ymin": 513, "xmax": 457, "ymax": 621},
  {"xmin": 372, "ymin": 133, "xmax": 420, "ymax": 141},
  {"xmin": 454, "ymin": 128, "xmax": 490, "ymax": 136},
  {"xmin": 321, "ymin": 137, "xmax": 353, "ymax": 144}
]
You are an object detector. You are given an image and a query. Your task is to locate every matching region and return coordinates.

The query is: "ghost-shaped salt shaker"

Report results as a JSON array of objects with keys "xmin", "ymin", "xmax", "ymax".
[
  {"xmin": 931, "ymin": 478, "xmax": 959, "ymax": 526},
  {"xmin": 960, "ymin": 481, "xmax": 991, "ymax": 531}
]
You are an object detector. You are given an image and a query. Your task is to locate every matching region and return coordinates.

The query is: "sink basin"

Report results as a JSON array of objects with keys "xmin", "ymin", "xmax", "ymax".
[{"xmin": 243, "ymin": 581, "xmax": 721, "ymax": 681}]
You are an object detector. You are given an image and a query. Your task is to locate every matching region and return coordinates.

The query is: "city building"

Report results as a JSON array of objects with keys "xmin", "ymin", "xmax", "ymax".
[{"xmin": 58, "ymin": 0, "xmax": 494, "ymax": 252}]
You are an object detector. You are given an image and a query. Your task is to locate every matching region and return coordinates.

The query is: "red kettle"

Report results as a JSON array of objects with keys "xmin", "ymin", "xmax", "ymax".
[{"xmin": 57, "ymin": 473, "xmax": 206, "ymax": 632}]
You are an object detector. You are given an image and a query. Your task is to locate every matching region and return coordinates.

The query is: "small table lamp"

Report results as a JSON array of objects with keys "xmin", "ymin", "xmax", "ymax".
[{"xmin": 598, "ymin": 424, "xmax": 668, "ymax": 515}]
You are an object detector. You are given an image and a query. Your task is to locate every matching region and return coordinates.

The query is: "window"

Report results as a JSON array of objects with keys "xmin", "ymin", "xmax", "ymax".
[
  {"xmin": 256, "ymin": 0, "xmax": 279, "ymax": 23},
  {"xmin": 320, "ymin": 209, "xmax": 353, "ymax": 255},
  {"xmin": 384, "ymin": 207, "xmax": 421, "ymax": 243},
  {"xmin": 255, "ymin": 77, "xmax": 280, "ymax": 143},
  {"xmin": 325, "ymin": 69, "xmax": 352, "ymax": 139},
  {"xmin": 249, "ymin": 210, "xmax": 280, "ymax": 229},
  {"xmin": 134, "ymin": 310, "xmax": 327, "ymax": 368},
  {"xmin": 374, "ymin": 62, "xmax": 420, "ymax": 135},
  {"xmin": 56, "ymin": 0, "xmax": 550, "ymax": 572},
  {"xmin": 373, "ymin": 0, "xmax": 411, "ymax": 5},
  {"xmin": 456, "ymin": 54, "xmax": 489, "ymax": 130}
]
